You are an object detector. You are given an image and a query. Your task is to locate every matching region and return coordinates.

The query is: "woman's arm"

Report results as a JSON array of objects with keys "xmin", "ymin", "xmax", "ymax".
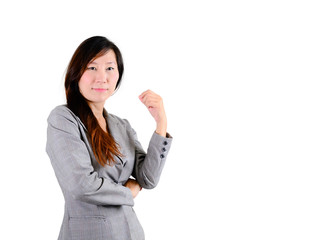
[
  {"xmin": 130, "ymin": 90, "xmax": 173, "ymax": 189},
  {"xmin": 46, "ymin": 107, "xmax": 134, "ymax": 206}
]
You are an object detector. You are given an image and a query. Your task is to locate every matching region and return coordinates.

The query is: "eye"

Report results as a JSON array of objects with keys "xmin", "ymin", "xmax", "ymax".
[
  {"xmin": 106, "ymin": 67, "xmax": 114, "ymax": 71},
  {"xmin": 87, "ymin": 66, "xmax": 96, "ymax": 71}
]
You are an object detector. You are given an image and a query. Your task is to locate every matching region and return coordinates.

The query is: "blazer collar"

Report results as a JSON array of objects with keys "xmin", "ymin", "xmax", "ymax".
[
  {"xmin": 105, "ymin": 109, "xmax": 120, "ymax": 134},
  {"xmin": 70, "ymin": 106, "xmax": 120, "ymax": 133}
]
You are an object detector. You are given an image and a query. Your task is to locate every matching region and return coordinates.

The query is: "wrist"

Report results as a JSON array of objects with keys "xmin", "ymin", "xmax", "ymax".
[{"xmin": 156, "ymin": 121, "xmax": 167, "ymax": 137}]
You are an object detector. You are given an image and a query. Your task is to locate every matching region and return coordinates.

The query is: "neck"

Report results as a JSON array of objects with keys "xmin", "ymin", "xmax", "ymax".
[{"xmin": 88, "ymin": 102, "xmax": 105, "ymax": 120}]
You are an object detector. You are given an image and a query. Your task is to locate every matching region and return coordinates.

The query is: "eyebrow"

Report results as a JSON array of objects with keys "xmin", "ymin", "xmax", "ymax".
[{"xmin": 89, "ymin": 61, "xmax": 116, "ymax": 65}]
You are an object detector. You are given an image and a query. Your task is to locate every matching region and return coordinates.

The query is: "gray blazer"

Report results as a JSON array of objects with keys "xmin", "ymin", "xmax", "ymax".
[{"xmin": 46, "ymin": 105, "xmax": 172, "ymax": 240}]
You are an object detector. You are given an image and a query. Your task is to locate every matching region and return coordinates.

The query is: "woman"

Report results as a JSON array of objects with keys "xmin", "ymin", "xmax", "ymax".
[{"xmin": 46, "ymin": 36, "xmax": 172, "ymax": 240}]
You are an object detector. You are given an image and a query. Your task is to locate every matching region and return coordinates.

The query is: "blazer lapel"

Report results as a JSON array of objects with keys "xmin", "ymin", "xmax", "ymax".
[{"xmin": 104, "ymin": 110, "xmax": 127, "ymax": 167}]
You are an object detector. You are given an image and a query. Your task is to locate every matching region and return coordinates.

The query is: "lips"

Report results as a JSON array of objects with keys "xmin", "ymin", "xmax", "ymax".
[{"xmin": 92, "ymin": 88, "xmax": 108, "ymax": 92}]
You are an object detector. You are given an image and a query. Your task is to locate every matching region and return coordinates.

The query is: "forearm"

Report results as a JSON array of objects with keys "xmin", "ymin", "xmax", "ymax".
[
  {"xmin": 134, "ymin": 132, "xmax": 172, "ymax": 189},
  {"xmin": 47, "ymin": 140, "xmax": 134, "ymax": 207}
]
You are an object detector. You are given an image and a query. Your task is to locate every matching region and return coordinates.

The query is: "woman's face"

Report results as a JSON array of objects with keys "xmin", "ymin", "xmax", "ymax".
[{"xmin": 79, "ymin": 50, "xmax": 119, "ymax": 106}]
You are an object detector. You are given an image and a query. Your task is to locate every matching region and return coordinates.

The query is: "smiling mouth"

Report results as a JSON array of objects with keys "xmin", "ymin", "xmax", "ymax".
[{"xmin": 92, "ymin": 88, "xmax": 108, "ymax": 92}]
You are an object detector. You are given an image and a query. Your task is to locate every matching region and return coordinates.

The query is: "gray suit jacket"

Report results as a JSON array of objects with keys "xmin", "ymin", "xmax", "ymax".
[{"xmin": 46, "ymin": 105, "xmax": 172, "ymax": 240}]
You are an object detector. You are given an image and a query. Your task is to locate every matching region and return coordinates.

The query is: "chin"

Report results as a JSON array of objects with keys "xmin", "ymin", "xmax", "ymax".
[{"xmin": 95, "ymin": 96, "xmax": 111, "ymax": 103}]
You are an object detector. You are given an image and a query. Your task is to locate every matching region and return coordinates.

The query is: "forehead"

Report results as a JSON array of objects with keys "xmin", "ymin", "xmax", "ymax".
[{"xmin": 91, "ymin": 50, "xmax": 117, "ymax": 64}]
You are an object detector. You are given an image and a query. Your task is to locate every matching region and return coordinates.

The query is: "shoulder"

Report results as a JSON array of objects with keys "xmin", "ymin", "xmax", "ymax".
[{"xmin": 47, "ymin": 105, "xmax": 79, "ymax": 126}]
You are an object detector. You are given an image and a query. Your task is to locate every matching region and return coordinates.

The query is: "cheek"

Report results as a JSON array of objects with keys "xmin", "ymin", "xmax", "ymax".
[
  {"xmin": 78, "ymin": 74, "xmax": 91, "ymax": 93},
  {"xmin": 111, "ymin": 72, "xmax": 120, "ymax": 86}
]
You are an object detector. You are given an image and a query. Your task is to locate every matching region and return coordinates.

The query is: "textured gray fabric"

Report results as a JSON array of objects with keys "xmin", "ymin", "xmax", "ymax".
[{"xmin": 46, "ymin": 105, "xmax": 172, "ymax": 240}]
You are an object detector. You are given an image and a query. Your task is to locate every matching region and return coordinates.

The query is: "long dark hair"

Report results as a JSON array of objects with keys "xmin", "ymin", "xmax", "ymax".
[{"xmin": 65, "ymin": 36, "xmax": 124, "ymax": 166}]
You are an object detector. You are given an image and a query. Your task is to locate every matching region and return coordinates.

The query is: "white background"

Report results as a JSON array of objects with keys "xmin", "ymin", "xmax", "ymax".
[{"xmin": 0, "ymin": 0, "xmax": 319, "ymax": 239}]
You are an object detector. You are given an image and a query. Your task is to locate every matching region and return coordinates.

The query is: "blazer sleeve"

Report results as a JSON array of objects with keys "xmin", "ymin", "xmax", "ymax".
[
  {"xmin": 46, "ymin": 107, "xmax": 134, "ymax": 206},
  {"xmin": 126, "ymin": 121, "xmax": 173, "ymax": 189}
]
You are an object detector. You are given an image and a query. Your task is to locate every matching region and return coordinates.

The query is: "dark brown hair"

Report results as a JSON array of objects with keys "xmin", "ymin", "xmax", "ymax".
[{"xmin": 65, "ymin": 36, "xmax": 124, "ymax": 166}]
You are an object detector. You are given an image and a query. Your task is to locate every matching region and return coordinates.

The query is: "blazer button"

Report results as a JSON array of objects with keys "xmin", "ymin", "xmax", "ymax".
[{"xmin": 160, "ymin": 154, "xmax": 165, "ymax": 159}]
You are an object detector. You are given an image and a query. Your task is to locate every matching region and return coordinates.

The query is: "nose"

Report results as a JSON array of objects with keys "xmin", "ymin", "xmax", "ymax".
[{"xmin": 95, "ymin": 69, "xmax": 108, "ymax": 83}]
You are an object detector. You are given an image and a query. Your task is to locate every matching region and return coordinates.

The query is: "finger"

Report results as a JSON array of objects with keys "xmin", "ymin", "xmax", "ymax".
[
  {"xmin": 140, "ymin": 91, "xmax": 160, "ymax": 103},
  {"xmin": 139, "ymin": 94, "xmax": 159, "ymax": 108},
  {"xmin": 141, "ymin": 97, "xmax": 160, "ymax": 109},
  {"xmin": 139, "ymin": 89, "xmax": 160, "ymax": 102},
  {"xmin": 139, "ymin": 89, "xmax": 153, "ymax": 100}
]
